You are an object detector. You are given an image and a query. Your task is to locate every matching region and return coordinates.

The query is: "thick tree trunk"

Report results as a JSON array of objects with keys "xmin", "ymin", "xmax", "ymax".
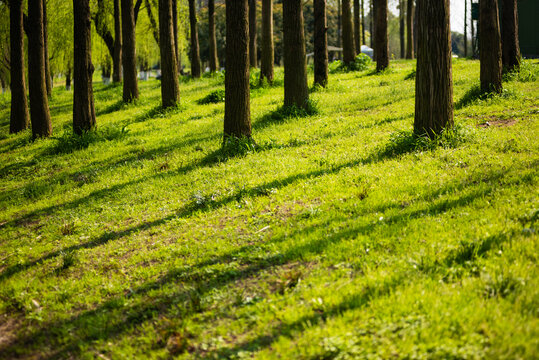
[
  {"xmin": 159, "ymin": 0, "xmax": 180, "ymax": 108},
  {"xmin": 188, "ymin": 0, "xmax": 201, "ymax": 78},
  {"xmin": 208, "ymin": 0, "xmax": 219, "ymax": 72},
  {"xmin": 121, "ymin": 0, "xmax": 139, "ymax": 101},
  {"xmin": 501, "ymin": 0, "xmax": 520, "ymax": 73},
  {"xmin": 480, "ymin": 0, "xmax": 502, "ymax": 93},
  {"xmin": 9, "ymin": 0, "xmax": 30, "ymax": 134},
  {"xmin": 113, "ymin": 0, "xmax": 122, "ymax": 83},
  {"xmin": 283, "ymin": 0, "xmax": 309, "ymax": 109},
  {"xmin": 260, "ymin": 0, "xmax": 274, "ymax": 83},
  {"xmin": 314, "ymin": 0, "xmax": 328, "ymax": 87},
  {"xmin": 173, "ymin": 0, "xmax": 180, "ymax": 66},
  {"xmin": 27, "ymin": 0, "xmax": 52, "ymax": 138},
  {"xmin": 414, "ymin": 0, "xmax": 453, "ymax": 138},
  {"xmin": 354, "ymin": 0, "xmax": 360, "ymax": 51},
  {"xmin": 43, "ymin": 0, "xmax": 52, "ymax": 96},
  {"xmin": 73, "ymin": 0, "xmax": 96, "ymax": 134},
  {"xmin": 224, "ymin": 0, "xmax": 251, "ymax": 139},
  {"xmin": 399, "ymin": 0, "xmax": 405, "ymax": 58},
  {"xmin": 406, "ymin": 0, "xmax": 414, "ymax": 59},
  {"xmin": 374, "ymin": 0, "xmax": 389, "ymax": 71},
  {"xmin": 342, "ymin": 0, "xmax": 355, "ymax": 65},
  {"xmin": 361, "ymin": 0, "xmax": 365, "ymax": 45},
  {"xmin": 249, "ymin": 0, "xmax": 257, "ymax": 67}
]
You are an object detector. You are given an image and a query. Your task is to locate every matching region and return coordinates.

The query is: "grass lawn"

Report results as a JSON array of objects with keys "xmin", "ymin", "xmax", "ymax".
[{"xmin": 0, "ymin": 59, "xmax": 538, "ymax": 359}]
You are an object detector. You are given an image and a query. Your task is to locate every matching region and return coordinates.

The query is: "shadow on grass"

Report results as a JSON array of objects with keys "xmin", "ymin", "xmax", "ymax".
[
  {"xmin": 43, "ymin": 126, "xmax": 130, "ymax": 156},
  {"xmin": 455, "ymin": 84, "xmax": 485, "ymax": 109},
  {"xmin": 253, "ymin": 102, "xmax": 320, "ymax": 131},
  {"xmin": 95, "ymin": 100, "xmax": 127, "ymax": 116},
  {"xmin": 132, "ymin": 103, "xmax": 186, "ymax": 123}
]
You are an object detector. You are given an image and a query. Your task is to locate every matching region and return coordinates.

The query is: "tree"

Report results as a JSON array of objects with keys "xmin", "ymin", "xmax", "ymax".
[
  {"xmin": 406, "ymin": 0, "xmax": 414, "ymax": 59},
  {"xmin": 374, "ymin": 0, "xmax": 389, "ymax": 71},
  {"xmin": 188, "ymin": 0, "xmax": 201, "ymax": 78},
  {"xmin": 27, "ymin": 0, "xmax": 52, "ymax": 138},
  {"xmin": 501, "ymin": 0, "xmax": 520, "ymax": 73},
  {"xmin": 113, "ymin": 0, "xmax": 122, "ymax": 83},
  {"xmin": 414, "ymin": 0, "xmax": 453, "ymax": 138},
  {"xmin": 314, "ymin": 0, "xmax": 328, "ymax": 87},
  {"xmin": 159, "ymin": 0, "xmax": 180, "ymax": 107},
  {"xmin": 353, "ymin": 0, "xmax": 360, "ymax": 50},
  {"xmin": 172, "ymin": 0, "xmax": 180, "ymax": 66},
  {"xmin": 399, "ymin": 0, "xmax": 404, "ymax": 58},
  {"xmin": 283, "ymin": 0, "xmax": 309, "ymax": 109},
  {"xmin": 480, "ymin": 0, "xmax": 502, "ymax": 93},
  {"xmin": 224, "ymin": 0, "xmax": 251, "ymax": 139},
  {"xmin": 361, "ymin": 0, "xmax": 365, "ymax": 45},
  {"xmin": 121, "ymin": 0, "xmax": 139, "ymax": 101},
  {"xmin": 342, "ymin": 0, "xmax": 355, "ymax": 65},
  {"xmin": 73, "ymin": 0, "xmax": 96, "ymax": 134},
  {"xmin": 260, "ymin": 0, "xmax": 274, "ymax": 83},
  {"xmin": 208, "ymin": 0, "xmax": 219, "ymax": 72},
  {"xmin": 249, "ymin": 0, "xmax": 257, "ymax": 67},
  {"xmin": 43, "ymin": 0, "xmax": 52, "ymax": 96},
  {"xmin": 9, "ymin": 0, "xmax": 30, "ymax": 134},
  {"xmin": 144, "ymin": 0, "xmax": 159, "ymax": 45}
]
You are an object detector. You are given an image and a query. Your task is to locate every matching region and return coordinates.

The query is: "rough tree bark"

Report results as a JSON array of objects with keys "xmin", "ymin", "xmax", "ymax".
[
  {"xmin": 208, "ymin": 0, "xmax": 219, "ymax": 72},
  {"xmin": 173, "ymin": 0, "xmax": 180, "ymax": 66},
  {"xmin": 249, "ymin": 0, "xmax": 257, "ymax": 67},
  {"xmin": 224, "ymin": 0, "xmax": 251, "ymax": 139},
  {"xmin": 113, "ymin": 0, "xmax": 122, "ymax": 83},
  {"xmin": 480, "ymin": 0, "xmax": 502, "ymax": 93},
  {"xmin": 354, "ymin": 0, "xmax": 360, "ymax": 50},
  {"xmin": 159, "ymin": 0, "xmax": 180, "ymax": 108},
  {"xmin": 260, "ymin": 0, "xmax": 274, "ymax": 83},
  {"xmin": 399, "ymin": 0, "xmax": 405, "ymax": 58},
  {"xmin": 9, "ymin": 0, "xmax": 30, "ymax": 134},
  {"xmin": 369, "ymin": 0, "xmax": 373, "ymax": 48},
  {"xmin": 73, "ymin": 0, "xmax": 96, "ymax": 134},
  {"xmin": 43, "ymin": 0, "xmax": 52, "ymax": 96},
  {"xmin": 342, "ymin": 0, "xmax": 355, "ymax": 65},
  {"xmin": 121, "ymin": 0, "xmax": 139, "ymax": 101},
  {"xmin": 374, "ymin": 0, "xmax": 389, "ymax": 71},
  {"xmin": 188, "ymin": 0, "xmax": 201, "ymax": 78},
  {"xmin": 414, "ymin": 0, "xmax": 453, "ymax": 138},
  {"xmin": 501, "ymin": 0, "xmax": 520, "ymax": 73},
  {"xmin": 361, "ymin": 0, "xmax": 365, "ymax": 45},
  {"xmin": 406, "ymin": 0, "xmax": 414, "ymax": 59},
  {"xmin": 314, "ymin": 0, "xmax": 328, "ymax": 87}
]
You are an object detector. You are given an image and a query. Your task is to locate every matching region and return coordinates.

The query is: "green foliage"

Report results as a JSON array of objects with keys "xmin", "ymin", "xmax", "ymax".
[
  {"xmin": 329, "ymin": 53, "xmax": 373, "ymax": 73},
  {"xmin": 47, "ymin": 125, "xmax": 129, "ymax": 154},
  {"xmin": 404, "ymin": 68, "xmax": 416, "ymax": 80},
  {"xmin": 198, "ymin": 89, "xmax": 225, "ymax": 104},
  {"xmin": 503, "ymin": 61, "xmax": 539, "ymax": 83}
]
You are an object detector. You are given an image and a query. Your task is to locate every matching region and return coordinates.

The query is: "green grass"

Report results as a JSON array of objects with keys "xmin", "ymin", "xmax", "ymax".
[{"xmin": 0, "ymin": 60, "xmax": 538, "ymax": 359}]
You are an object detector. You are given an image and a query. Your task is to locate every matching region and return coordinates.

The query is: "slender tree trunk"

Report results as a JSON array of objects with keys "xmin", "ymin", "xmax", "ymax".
[
  {"xmin": 369, "ymin": 0, "xmax": 373, "ymax": 48},
  {"xmin": 27, "ymin": 0, "xmax": 52, "ymax": 138},
  {"xmin": 354, "ymin": 0, "xmax": 360, "ymax": 51},
  {"xmin": 375, "ymin": 0, "xmax": 389, "ymax": 71},
  {"xmin": 9, "ymin": 0, "xmax": 30, "ymax": 134},
  {"xmin": 480, "ymin": 0, "xmax": 502, "ymax": 93},
  {"xmin": 501, "ymin": 0, "xmax": 520, "ymax": 73},
  {"xmin": 173, "ymin": 0, "xmax": 180, "ymax": 66},
  {"xmin": 188, "ymin": 0, "xmax": 201, "ymax": 78},
  {"xmin": 208, "ymin": 0, "xmax": 219, "ymax": 72},
  {"xmin": 260, "ymin": 0, "xmax": 274, "ymax": 83},
  {"xmin": 73, "ymin": 0, "xmax": 96, "ymax": 134},
  {"xmin": 337, "ymin": 0, "xmax": 341, "ymax": 58},
  {"xmin": 414, "ymin": 0, "xmax": 453, "ymax": 138},
  {"xmin": 66, "ymin": 63, "xmax": 72, "ymax": 90},
  {"xmin": 224, "ymin": 0, "xmax": 251, "ymax": 139},
  {"xmin": 361, "ymin": 0, "xmax": 365, "ymax": 45},
  {"xmin": 406, "ymin": 0, "xmax": 414, "ymax": 59},
  {"xmin": 113, "ymin": 0, "xmax": 122, "ymax": 83},
  {"xmin": 121, "ymin": 0, "xmax": 139, "ymax": 101},
  {"xmin": 471, "ymin": 12, "xmax": 475, "ymax": 58},
  {"xmin": 249, "ymin": 0, "xmax": 257, "ymax": 67},
  {"xmin": 399, "ymin": 0, "xmax": 405, "ymax": 58},
  {"xmin": 314, "ymin": 0, "xmax": 328, "ymax": 87},
  {"xmin": 283, "ymin": 0, "xmax": 309, "ymax": 109},
  {"xmin": 145, "ymin": 0, "xmax": 160, "ymax": 45},
  {"xmin": 342, "ymin": 0, "xmax": 355, "ymax": 65},
  {"xmin": 43, "ymin": 0, "xmax": 52, "ymax": 96},
  {"xmin": 159, "ymin": 0, "xmax": 180, "ymax": 108},
  {"xmin": 464, "ymin": 0, "xmax": 468, "ymax": 57}
]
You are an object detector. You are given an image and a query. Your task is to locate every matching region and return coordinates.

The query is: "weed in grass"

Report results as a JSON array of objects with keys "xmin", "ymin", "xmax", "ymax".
[
  {"xmin": 404, "ymin": 68, "xmax": 416, "ymax": 80},
  {"xmin": 60, "ymin": 221, "xmax": 76, "ymax": 236},
  {"xmin": 503, "ymin": 61, "xmax": 539, "ymax": 82},
  {"xmin": 329, "ymin": 54, "xmax": 373, "ymax": 73},
  {"xmin": 197, "ymin": 89, "xmax": 225, "ymax": 104}
]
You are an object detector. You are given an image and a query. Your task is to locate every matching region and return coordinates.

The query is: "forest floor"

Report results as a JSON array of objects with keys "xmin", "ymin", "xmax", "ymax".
[{"xmin": 0, "ymin": 59, "xmax": 538, "ymax": 359}]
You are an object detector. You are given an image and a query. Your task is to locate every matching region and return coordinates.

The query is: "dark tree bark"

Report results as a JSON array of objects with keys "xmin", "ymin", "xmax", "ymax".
[
  {"xmin": 145, "ymin": 0, "xmax": 160, "ymax": 45},
  {"xmin": 188, "ymin": 0, "xmax": 201, "ymax": 78},
  {"xmin": 65, "ymin": 62, "xmax": 72, "ymax": 90},
  {"xmin": 414, "ymin": 0, "xmax": 453, "ymax": 138},
  {"xmin": 173, "ymin": 0, "xmax": 180, "ymax": 66},
  {"xmin": 361, "ymin": 0, "xmax": 365, "ymax": 45},
  {"xmin": 94, "ymin": 0, "xmax": 115, "ymax": 64},
  {"xmin": 369, "ymin": 0, "xmax": 373, "ymax": 48},
  {"xmin": 249, "ymin": 0, "xmax": 257, "ymax": 67},
  {"xmin": 314, "ymin": 0, "xmax": 328, "ymax": 87},
  {"xmin": 464, "ymin": 0, "xmax": 467, "ymax": 57},
  {"xmin": 501, "ymin": 0, "xmax": 520, "ymax": 73},
  {"xmin": 374, "ymin": 0, "xmax": 389, "ymax": 71},
  {"xmin": 134, "ymin": 0, "xmax": 143, "ymax": 23},
  {"xmin": 354, "ymin": 0, "xmax": 360, "ymax": 51},
  {"xmin": 73, "ymin": 0, "xmax": 96, "ymax": 134},
  {"xmin": 399, "ymin": 0, "xmax": 404, "ymax": 58},
  {"xmin": 27, "ymin": 0, "xmax": 52, "ymax": 138},
  {"xmin": 260, "ymin": 0, "xmax": 274, "ymax": 83},
  {"xmin": 9, "ymin": 0, "xmax": 30, "ymax": 134},
  {"xmin": 113, "ymin": 0, "xmax": 122, "ymax": 83},
  {"xmin": 342, "ymin": 0, "xmax": 355, "ymax": 65},
  {"xmin": 480, "ymin": 0, "xmax": 502, "ymax": 93},
  {"xmin": 337, "ymin": 0, "xmax": 341, "ymax": 53},
  {"xmin": 406, "ymin": 0, "xmax": 414, "ymax": 59},
  {"xmin": 208, "ymin": 0, "xmax": 219, "ymax": 72},
  {"xmin": 159, "ymin": 0, "xmax": 180, "ymax": 108},
  {"xmin": 43, "ymin": 0, "xmax": 52, "ymax": 96},
  {"xmin": 121, "ymin": 0, "xmax": 139, "ymax": 101},
  {"xmin": 283, "ymin": 0, "xmax": 309, "ymax": 109},
  {"xmin": 224, "ymin": 0, "xmax": 251, "ymax": 139}
]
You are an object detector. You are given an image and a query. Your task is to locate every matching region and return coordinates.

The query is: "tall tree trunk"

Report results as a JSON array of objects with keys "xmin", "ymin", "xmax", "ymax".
[
  {"xmin": 374, "ymin": 0, "xmax": 389, "ymax": 71},
  {"xmin": 369, "ymin": 0, "xmax": 373, "ymax": 48},
  {"xmin": 314, "ymin": 0, "xmax": 328, "ymax": 87},
  {"xmin": 249, "ymin": 0, "xmax": 257, "ymax": 67},
  {"xmin": 188, "ymin": 0, "xmax": 201, "ymax": 78},
  {"xmin": 173, "ymin": 0, "xmax": 180, "ymax": 66},
  {"xmin": 208, "ymin": 0, "xmax": 219, "ymax": 72},
  {"xmin": 73, "ymin": 0, "xmax": 96, "ymax": 134},
  {"xmin": 283, "ymin": 0, "xmax": 309, "ymax": 109},
  {"xmin": 66, "ymin": 63, "xmax": 72, "ymax": 90},
  {"xmin": 121, "ymin": 0, "xmax": 139, "ymax": 101},
  {"xmin": 406, "ymin": 0, "xmax": 414, "ymax": 59},
  {"xmin": 43, "ymin": 0, "xmax": 52, "ymax": 96},
  {"xmin": 145, "ymin": 0, "xmax": 160, "ymax": 45},
  {"xmin": 260, "ymin": 0, "xmax": 274, "ymax": 83},
  {"xmin": 501, "ymin": 0, "xmax": 520, "ymax": 73},
  {"xmin": 361, "ymin": 0, "xmax": 365, "ymax": 45},
  {"xmin": 113, "ymin": 0, "xmax": 122, "ymax": 83},
  {"xmin": 464, "ymin": 0, "xmax": 468, "ymax": 57},
  {"xmin": 471, "ymin": 10, "xmax": 475, "ymax": 58},
  {"xmin": 224, "ymin": 0, "xmax": 251, "ymax": 139},
  {"xmin": 27, "ymin": 0, "xmax": 52, "ymax": 138},
  {"xmin": 480, "ymin": 0, "xmax": 502, "ymax": 93},
  {"xmin": 337, "ymin": 0, "xmax": 341, "ymax": 58},
  {"xmin": 354, "ymin": 0, "xmax": 360, "ymax": 51},
  {"xmin": 342, "ymin": 0, "xmax": 355, "ymax": 65},
  {"xmin": 399, "ymin": 0, "xmax": 405, "ymax": 58},
  {"xmin": 9, "ymin": 0, "xmax": 30, "ymax": 134},
  {"xmin": 414, "ymin": 0, "xmax": 453, "ymax": 138},
  {"xmin": 159, "ymin": 0, "xmax": 180, "ymax": 108}
]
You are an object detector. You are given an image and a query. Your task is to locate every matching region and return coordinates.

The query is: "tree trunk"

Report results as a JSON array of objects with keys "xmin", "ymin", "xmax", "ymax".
[
  {"xmin": 361, "ymin": 0, "xmax": 365, "ymax": 45},
  {"xmin": 283, "ymin": 0, "xmax": 309, "ymax": 109},
  {"xmin": 399, "ymin": 0, "xmax": 405, "ymax": 58},
  {"xmin": 414, "ymin": 0, "xmax": 453, "ymax": 138},
  {"xmin": 374, "ymin": 0, "xmax": 389, "ymax": 71},
  {"xmin": 369, "ymin": 0, "xmax": 373, "ymax": 48},
  {"xmin": 159, "ymin": 0, "xmax": 180, "ymax": 108},
  {"xmin": 121, "ymin": 0, "xmax": 139, "ymax": 101},
  {"xmin": 314, "ymin": 0, "xmax": 328, "ymax": 87},
  {"xmin": 224, "ymin": 0, "xmax": 251, "ymax": 139},
  {"xmin": 260, "ymin": 0, "xmax": 274, "ymax": 83},
  {"xmin": 188, "ymin": 0, "xmax": 201, "ymax": 78},
  {"xmin": 337, "ymin": 0, "xmax": 341, "ymax": 57},
  {"xmin": 406, "ymin": 0, "xmax": 414, "ymax": 59},
  {"xmin": 73, "ymin": 0, "xmax": 96, "ymax": 134},
  {"xmin": 354, "ymin": 0, "xmax": 360, "ymax": 51},
  {"xmin": 342, "ymin": 0, "xmax": 355, "ymax": 65},
  {"xmin": 501, "ymin": 0, "xmax": 520, "ymax": 73},
  {"xmin": 208, "ymin": 0, "xmax": 219, "ymax": 72},
  {"xmin": 43, "ymin": 0, "xmax": 52, "ymax": 96},
  {"xmin": 113, "ymin": 0, "xmax": 122, "ymax": 83},
  {"xmin": 145, "ymin": 0, "xmax": 160, "ymax": 45},
  {"xmin": 249, "ymin": 0, "xmax": 257, "ymax": 67},
  {"xmin": 173, "ymin": 0, "xmax": 180, "ymax": 66},
  {"xmin": 480, "ymin": 0, "xmax": 502, "ymax": 93},
  {"xmin": 66, "ymin": 63, "xmax": 72, "ymax": 90},
  {"xmin": 9, "ymin": 0, "xmax": 30, "ymax": 134},
  {"xmin": 27, "ymin": 0, "xmax": 52, "ymax": 138}
]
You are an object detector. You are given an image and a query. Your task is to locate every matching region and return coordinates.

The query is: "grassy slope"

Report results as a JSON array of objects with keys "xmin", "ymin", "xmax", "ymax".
[{"xmin": 0, "ymin": 60, "xmax": 537, "ymax": 359}]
